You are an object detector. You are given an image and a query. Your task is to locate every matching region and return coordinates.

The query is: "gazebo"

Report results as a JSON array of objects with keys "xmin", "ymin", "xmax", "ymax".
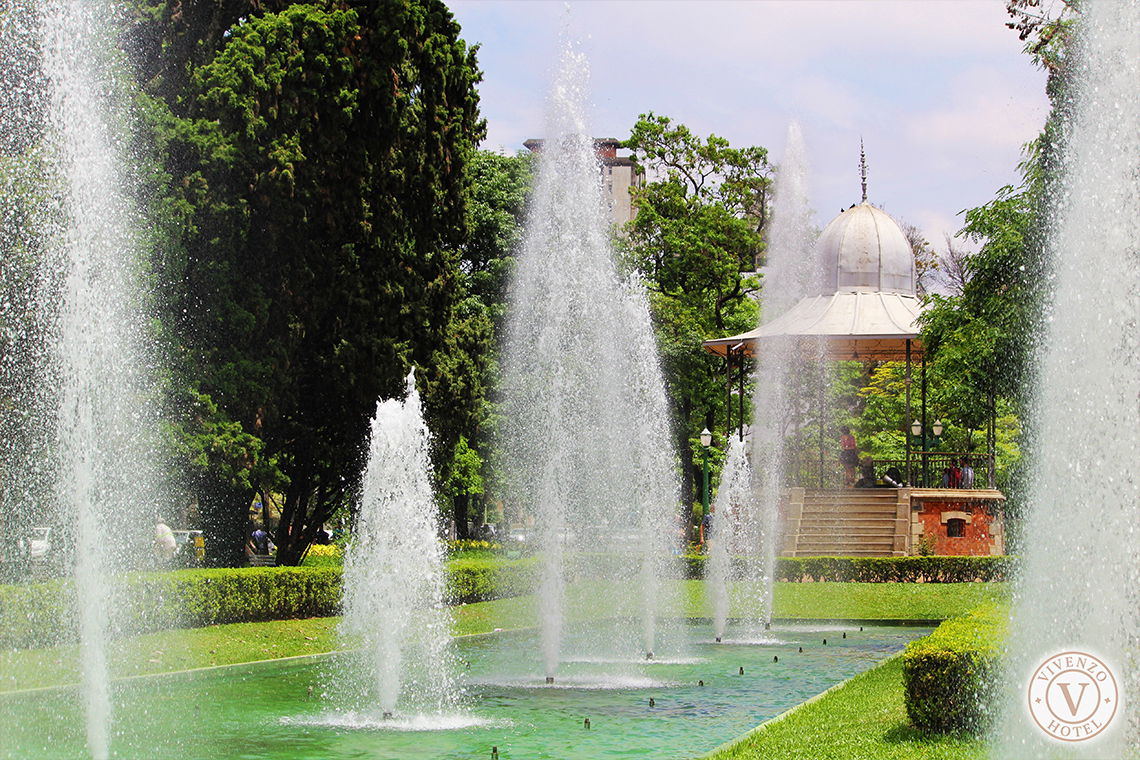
[{"xmin": 702, "ymin": 194, "xmax": 1004, "ymax": 556}]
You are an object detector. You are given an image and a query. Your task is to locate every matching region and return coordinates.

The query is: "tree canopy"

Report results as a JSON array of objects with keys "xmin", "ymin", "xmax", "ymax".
[
  {"xmin": 622, "ymin": 113, "xmax": 771, "ymax": 520},
  {"xmin": 129, "ymin": 0, "xmax": 485, "ymax": 564}
]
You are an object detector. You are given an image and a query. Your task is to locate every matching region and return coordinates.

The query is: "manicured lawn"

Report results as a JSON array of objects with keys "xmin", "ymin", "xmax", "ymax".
[
  {"xmin": 702, "ymin": 655, "xmax": 987, "ymax": 760},
  {"xmin": 0, "ymin": 581, "xmax": 1008, "ymax": 695},
  {"xmin": 767, "ymin": 581, "xmax": 1006, "ymax": 621},
  {"xmin": 0, "ymin": 595, "xmax": 541, "ymax": 692},
  {"xmin": 677, "ymin": 579, "xmax": 1008, "ymax": 621}
]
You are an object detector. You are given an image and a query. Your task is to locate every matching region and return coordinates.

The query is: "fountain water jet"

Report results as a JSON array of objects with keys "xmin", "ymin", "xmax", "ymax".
[
  {"xmin": 337, "ymin": 371, "xmax": 461, "ymax": 720},
  {"xmin": 712, "ymin": 123, "xmax": 817, "ymax": 640},
  {"xmin": 749, "ymin": 122, "xmax": 818, "ymax": 629},
  {"xmin": 500, "ymin": 41, "xmax": 680, "ymax": 680},
  {"xmin": 996, "ymin": 2, "xmax": 1139, "ymax": 756},
  {"xmin": 707, "ymin": 436, "xmax": 753, "ymax": 642},
  {"xmin": 0, "ymin": 2, "xmax": 167, "ymax": 757}
]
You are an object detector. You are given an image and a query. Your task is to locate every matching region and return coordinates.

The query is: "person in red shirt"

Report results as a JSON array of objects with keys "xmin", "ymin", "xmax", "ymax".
[{"xmin": 839, "ymin": 427, "xmax": 858, "ymax": 486}]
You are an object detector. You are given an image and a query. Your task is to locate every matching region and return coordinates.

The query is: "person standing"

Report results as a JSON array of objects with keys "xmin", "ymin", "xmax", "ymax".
[
  {"xmin": 154, "ymin": 521, "xmax": 176, "ymax": 564},
  {"xmin": 251, "ymin": 525, "xmax": 270, "ymax": 555},
  {"xmin": 839, "ymin": 427, "xmax": 859, "ymax": 486},
  {"xmin": 959, "ymin": 458, "xmax": 975, "ymax": 489}
]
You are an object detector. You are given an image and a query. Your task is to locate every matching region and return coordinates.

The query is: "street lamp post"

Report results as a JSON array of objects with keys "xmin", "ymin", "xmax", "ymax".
[
  {"xmin": 911, "ymin": 419, "xmax": 945, "ymax": 487},
  {"xmin": 911, "ymin": 419, "xmax": 924, "ymax": 486},
  {"xmin": 700, "ymin": 427, "xmax": 712, "ymax": 525}
]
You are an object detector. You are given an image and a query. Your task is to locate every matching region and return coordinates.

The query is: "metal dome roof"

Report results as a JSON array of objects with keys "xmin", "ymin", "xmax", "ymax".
[{"xmin": 817, "ymin": 201, "xmax": 914, "ymax": 295}]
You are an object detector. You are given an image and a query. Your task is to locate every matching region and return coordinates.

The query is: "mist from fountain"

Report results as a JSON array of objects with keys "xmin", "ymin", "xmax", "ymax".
[
  {"xmin": 736, "ymin": 123, "xmax": 818, "ymax": 634},
  {"xmin": 0, "ymin": 3, "xmax": 165, "ymax": 758},
  {"xmin": 707, "ymin": 436, "xmax": 752, "ymax": 642},
  {"xmin": 337, "ymin": 371, "xmax": 461, "ymax": 720},
  {"xmin": 995, "ymin": 2, "xmax": 1139, "ymax": 756},
  {"xmin": 500, "ymin": 41, "xmax": 680, "ymax": 681}
]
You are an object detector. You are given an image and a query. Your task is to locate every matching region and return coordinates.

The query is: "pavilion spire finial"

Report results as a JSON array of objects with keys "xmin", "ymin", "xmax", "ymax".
[{"xmin": 859, "ymin": 139, "xmax": 868, "ymax": 203}]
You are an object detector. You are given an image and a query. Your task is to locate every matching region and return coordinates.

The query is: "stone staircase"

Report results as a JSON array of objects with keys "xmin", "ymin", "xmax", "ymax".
[{"xmin": 781, "ymin": 488, "xmax": 909, "ymax": 557}]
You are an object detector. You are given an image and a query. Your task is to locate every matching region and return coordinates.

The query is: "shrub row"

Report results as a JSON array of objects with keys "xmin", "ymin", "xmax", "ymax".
[
  {"xmin": 902, "ymin": 602, "xmax": 1007, "ymax": 733},
  {"xmin": 0, "ymin": 558, "xmax": 540, "ymax": 650},
  {"xmin": 681, "ymin": 554, "xmax": 1015, "ymax": 583},
  {"xmin": 445, "ymin": 557, "xmax": 540, "ymax": 604}
]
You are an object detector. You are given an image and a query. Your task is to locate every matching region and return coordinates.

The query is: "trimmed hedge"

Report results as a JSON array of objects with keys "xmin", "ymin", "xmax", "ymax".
[
  {"xmin": 444, "ymin": 557, "xmax": 540, "ymax": 604},
  {"xmin": 682, "ymin": 554, "xmax": 1016, "ymax": 583},
  {"xmin": 902, "ymin": 602, "xmax": 1007, "ymax": 733},
  {"xmin": 0, "ymin": 557, "xmax": 540, "ymax": 650}
]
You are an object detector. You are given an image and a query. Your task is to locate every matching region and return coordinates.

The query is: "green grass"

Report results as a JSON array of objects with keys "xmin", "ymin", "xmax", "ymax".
[
  {"xmin": 0, "ymin": 581, "xmax": 1007, "ymax": 695},
  {"xmin": 0, "ymin": 595, "xmax": 542, "ymax": 693},
  {"xmin": 674, "ymin": 580, "xmax": 1008, "ymax": 621},
  {"xmin": 768, "ymin": 581, "xmax": 1007, "ymax": 620},
  {"xmin": 702, "ymin": 655, "xmax": 988, "ymax": 760}
]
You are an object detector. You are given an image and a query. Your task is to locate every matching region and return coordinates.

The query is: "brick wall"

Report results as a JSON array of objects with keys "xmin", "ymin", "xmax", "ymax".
[{"xmin": 913, "ymin": 499, "xmax": 1004, "ymax": 555}]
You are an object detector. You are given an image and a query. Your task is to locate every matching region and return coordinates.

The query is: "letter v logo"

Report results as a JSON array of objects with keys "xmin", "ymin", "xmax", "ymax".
[{"xmin": 1057, "ymin": 681, "xmax": 1089, "ymax": 717}]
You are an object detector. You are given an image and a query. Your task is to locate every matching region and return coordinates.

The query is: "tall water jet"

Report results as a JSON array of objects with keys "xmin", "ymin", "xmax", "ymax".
[
  {"xmin": 996, "ymin": 2, "xmax": 1139, "ymax": 756},
  {"xmin": 0, "ymin": 2, "xmax": 165, "ymax": 757},
  {"xmin": 501, "ymin": 42, "xmax": 679, "ymax": 679},
  {"xmin": 707, "ymin": 436, "xmax": 753, "ymax": 642},
  {"xmin": 338, "ymin": 372, "xmax": 460, "ymax": 719},
  {"xmin": 740, "ymin": 122, "xmax": 818, "ymax": 633}
]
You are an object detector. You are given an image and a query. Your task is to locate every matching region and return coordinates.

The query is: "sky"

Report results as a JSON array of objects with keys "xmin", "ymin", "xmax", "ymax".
[{"xmin": 447, "ymin": 0, "xmax": 1050, "ymax": 250}]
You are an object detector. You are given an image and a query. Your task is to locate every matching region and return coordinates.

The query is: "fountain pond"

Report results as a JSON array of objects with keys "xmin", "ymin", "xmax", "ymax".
[{"xmin": 0, "ymin": 619, "xmax": 930, "ymax": 759}]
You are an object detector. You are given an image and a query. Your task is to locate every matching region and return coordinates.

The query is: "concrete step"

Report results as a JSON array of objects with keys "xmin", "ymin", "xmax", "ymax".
[
  {"xmin": 795, "ymin": 542, "xmax": 896, "ymax": 554},
  {"xmin": 800, "ymin": 510, "xmax": 899, "ymax": 521},
  {"xmin": 802, "ymin": 498, "xmax": 898, "ymax": 506},
  {"xmin": 798, "ymin": 524, "xmax": 893, "ymax": 535},
  {"xmin": 790, "ymin": 548, "xmax": 898, "ymax": 557},
  {"xmin": 795, "ymin": 534, "xmax": 896, "ymax": 545},
  {"xmin": 804, "ymin": 491, "xmax": 901, "ymax": 499},
  {"xmin": 802, "ymin": 494, "xmax": 900, "ymax": 503}
]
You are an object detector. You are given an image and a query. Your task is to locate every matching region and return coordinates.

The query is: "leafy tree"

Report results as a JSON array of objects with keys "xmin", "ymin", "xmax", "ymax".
[
  {"xmin": 622, "ymin": 113, "xmax": 771, "ymax": 525},
  {"xmin": 446, "ymin": 149, "xmax": 532, "ymax": 534},
  {"xmin": 128, "ymin": 0, "xmax": 484, "ymax": 564},
  {"xmin": 920, "ymin": 4, "xmax": 1081, "ymax": 546},
  {"xmin": 899, "ymin": 219, "xmax": 938, "ymax": 296},
  {"xmin": 459, "ymin": 150, "xmax": 533, "ymax": 330}
]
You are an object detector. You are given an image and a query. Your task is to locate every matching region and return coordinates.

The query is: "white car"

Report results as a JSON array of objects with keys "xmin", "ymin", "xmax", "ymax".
[{"xmin": 28, "ymin": 527, "xmax": 51, "ymax": 559}]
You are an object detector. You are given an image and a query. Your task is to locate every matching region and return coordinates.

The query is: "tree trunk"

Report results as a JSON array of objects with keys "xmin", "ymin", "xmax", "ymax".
[
  {"xmin": 676, "ymin": 399, "xmax": 695, "ymax": 541},
  {"xmin": 198, "ymin": 476, "xmax": 252, "ymax": 567},
  {"xmin": 454, "ymin": 493, "xmax": 471, "ymax": 539},
  {"xmin": 273, "ymin": 475, "xmax": 346, "ymax": 566}
]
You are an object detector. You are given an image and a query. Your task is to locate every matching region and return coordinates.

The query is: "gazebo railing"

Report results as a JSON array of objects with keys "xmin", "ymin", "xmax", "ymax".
[
  {"xmin": 784, "ymin": 448, "xmax": 996, "ymax": 490},
  {"xmin": 874, "ymin": 452, "xmax": 994, "ymax": 489}
]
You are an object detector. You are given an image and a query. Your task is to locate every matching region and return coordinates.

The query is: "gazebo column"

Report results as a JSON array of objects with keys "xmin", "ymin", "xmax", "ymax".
[
  {"xmin": 725, "ymin": 348, "xmax": 733, "ymax": 439},
  {"xmin": 987, "ymin": 388, "xmax": 997, "ymax": 488},
  {"xmin": 738, "ymin": 345, "xmax": 745, "ymax": 442},
  {"xmin": 817, "ymin": 361, "xmax": 825, "ymax": 488},
  {"xmin": 921, "ymin": 351, "xmax": 928, "ymax": 487},
  {"xmin": 905, "ymin": 339, "xmax": 913, "ymax": 487}
]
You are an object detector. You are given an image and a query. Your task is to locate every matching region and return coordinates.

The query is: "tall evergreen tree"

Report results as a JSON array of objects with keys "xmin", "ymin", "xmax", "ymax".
[{"xmin": 128, "ymin": 0, "xmax": 484, "ymax": 564}]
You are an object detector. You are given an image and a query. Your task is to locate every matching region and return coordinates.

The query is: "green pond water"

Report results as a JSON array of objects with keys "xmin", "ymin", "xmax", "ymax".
[{"xmin": 1, "ymin": 622, "xmax": 930, "ymax": 759}]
